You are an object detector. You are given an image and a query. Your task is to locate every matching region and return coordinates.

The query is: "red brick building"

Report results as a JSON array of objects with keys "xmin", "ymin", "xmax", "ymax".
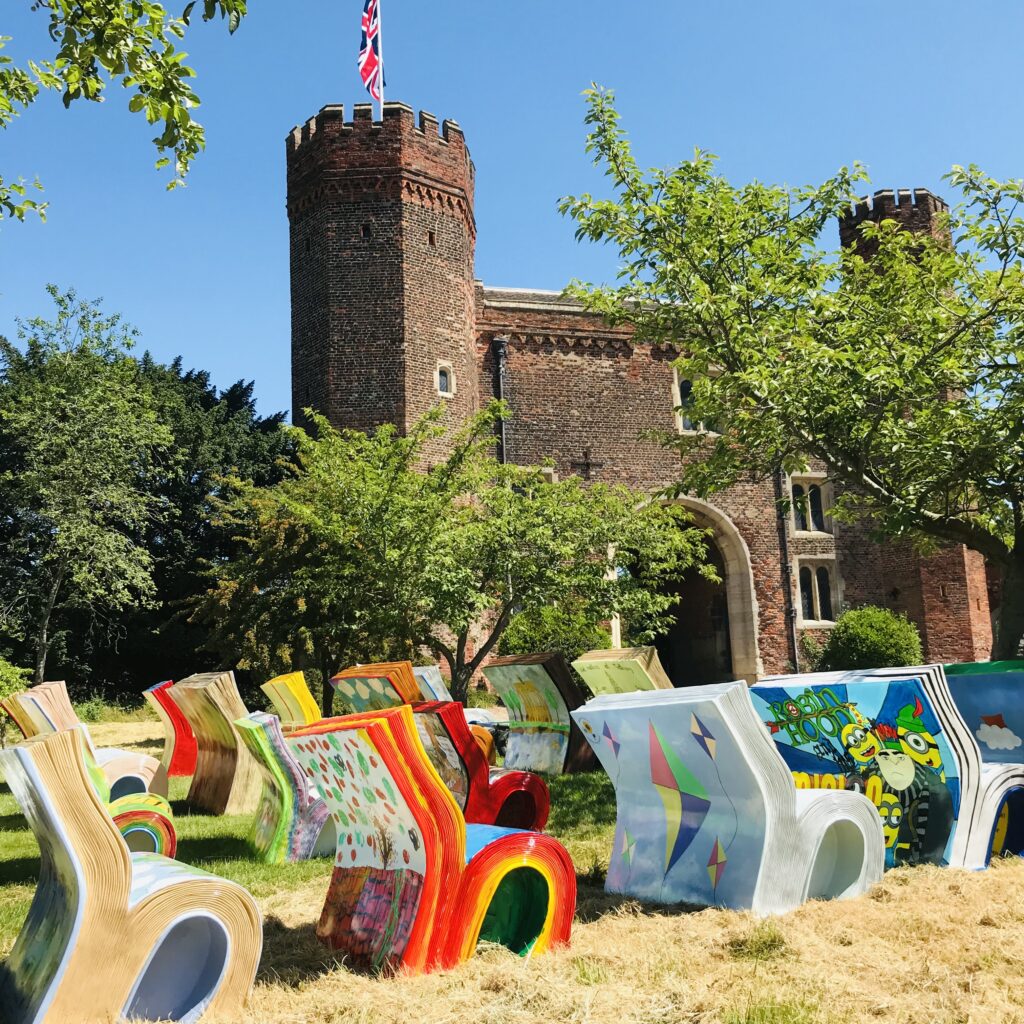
[{"xmin": 286, "ymin": 101, "xmax": 993, "ymax": 682}]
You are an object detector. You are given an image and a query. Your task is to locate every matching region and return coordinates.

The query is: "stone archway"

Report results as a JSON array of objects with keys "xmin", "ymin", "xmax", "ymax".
[{"xmin": 660, "ymin": 498, "xmax": 763, "ymax": 684}]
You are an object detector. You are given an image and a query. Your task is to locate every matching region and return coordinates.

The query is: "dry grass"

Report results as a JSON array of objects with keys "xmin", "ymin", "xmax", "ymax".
[{"xmin": 5, "ymin": 722, "xmax": 1024, "ymax": 1024}]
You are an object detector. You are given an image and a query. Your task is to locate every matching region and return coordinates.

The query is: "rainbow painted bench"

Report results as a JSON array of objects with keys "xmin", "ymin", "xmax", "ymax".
[
  {"xmin": 0, "ymin": 729, "xmax": 261, "ymax": 1024},
  {"xmin": 290, "ymin": 705, "xmax": 576, "ymax": 973},
  {"xmin": 143, "ymin": 680, "xmax": 198, "ymax": 777}
]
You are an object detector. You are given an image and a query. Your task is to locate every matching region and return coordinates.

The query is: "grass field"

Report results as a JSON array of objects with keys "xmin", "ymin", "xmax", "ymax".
[{"xmin": 3, "ymin": 720, "xmax": 1024, "ymax": 1024}]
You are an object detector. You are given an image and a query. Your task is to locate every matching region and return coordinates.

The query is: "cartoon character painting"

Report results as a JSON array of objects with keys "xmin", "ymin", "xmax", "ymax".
[{"xmin": 751, "ymin": 680, "xmax": 960, "ymax": 869}]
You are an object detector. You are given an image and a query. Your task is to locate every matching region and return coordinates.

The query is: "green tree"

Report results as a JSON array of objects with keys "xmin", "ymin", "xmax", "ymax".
[
  {"xmin": 0, "ymin": 655, "xmax": 31, "ymax": 747},
  {"xmin": 0, "ymin": 287, "xmax": 173, "ymax": 682},
  {"xmin": 561, "ymin": 87, "xmax": 1024, "ymax": 659},
  {"xmin": 498, "ymin": 603, "xmax": 612, "ymax": 666},
  {"xmin": 1, "ymin": 0, "xmax": 247, "ymax": 221},
  {"xmin": 197, "ymin": 406, "xmax": 709, "ymax": 707}
]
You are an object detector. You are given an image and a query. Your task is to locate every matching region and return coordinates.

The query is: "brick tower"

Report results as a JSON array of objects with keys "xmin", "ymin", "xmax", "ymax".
[
  {"xmin": 286, "ymin": 102, "xmax": 478, "ymax": 446},
  {"xmin": 838, "ymin": 187, "xmax": 949, "ymax": 255}
]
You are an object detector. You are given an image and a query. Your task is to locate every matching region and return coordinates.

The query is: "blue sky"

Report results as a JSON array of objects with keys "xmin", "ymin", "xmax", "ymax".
[{"xmin": 2, "ymin": 1, "xmax": 1021, "ymax": 420}]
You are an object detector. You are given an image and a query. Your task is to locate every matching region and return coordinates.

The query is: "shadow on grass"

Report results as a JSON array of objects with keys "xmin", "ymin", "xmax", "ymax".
[
  {"xmin": 258, "ymin": 916, "xmax": 353, "ymax": 987},
  {"xmin": 0, "ymin": 813, "xmax": 27, "ymax": 831},
  {"xmin": 546, "ymin": 771, "xmax": 617, "ymax": 835},
  {"xmin": 574, "ymin": 880, "xmax": 708, "ymax": 924},
  {"xmin": 173, "ymin": 834, "xmax": 253, "ymax": 864},
  {"xmin": 0, "ymin": 858, "xmax": 39, "ymax": 886}
]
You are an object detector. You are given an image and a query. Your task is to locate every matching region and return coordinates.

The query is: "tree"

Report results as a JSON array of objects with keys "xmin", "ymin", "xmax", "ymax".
[
  {"xmin": 0, "ymin": 655, "xmax": 31, "ymax": 747},
  {"xmin": 197, "ymin": 406, "xmax": 709, "ymax": 707},
  {"xmin": 2, "ymin": 1, "xmax": 247, "ymax": 221},
  {"xmin": 561, "ymin": 87, "xmax": 1024, "ymax": 659},
  {"xmin": 0, "ymin": 287, "xmax": 173, "ymax": 682},
  {"xmin": 816, "ymin": 607, "xmax": 923, "ymax": 672}
]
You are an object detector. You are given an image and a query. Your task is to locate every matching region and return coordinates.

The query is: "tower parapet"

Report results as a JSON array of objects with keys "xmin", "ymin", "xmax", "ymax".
[
  {"xmin": 286, "ymin": 102, "xmax": 478, "ymax": 443},
  {"xmin": 838, "ymin": 187, "xmax": 949, "ymax": 254}
]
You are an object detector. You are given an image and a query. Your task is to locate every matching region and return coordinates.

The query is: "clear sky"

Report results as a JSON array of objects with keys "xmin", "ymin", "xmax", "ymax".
[{"xmin": 2, "ymin": 1, "xmax": 1021, "ymax": 420}]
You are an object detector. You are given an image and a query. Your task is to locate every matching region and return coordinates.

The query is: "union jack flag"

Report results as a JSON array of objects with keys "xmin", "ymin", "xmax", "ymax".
[{"xmin": 358, "ymin": 0, "xmax": 384, "ymax": 102}]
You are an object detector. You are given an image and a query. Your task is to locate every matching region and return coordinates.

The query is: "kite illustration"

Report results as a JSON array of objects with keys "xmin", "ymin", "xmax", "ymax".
[
  {"xmin": 603, "ymin": 721, "xmax": 621, "ymax": 758},
  {"xmin": 707, "ymin": 838, "xmax": 727, "ymax": 889},
  {"xmin": 691, "ymin": 713, "xmax": 717, "ymax": 759},
  {"xmin": 648, "ymin": 721, "xmax": 711, "ymax": 878}
]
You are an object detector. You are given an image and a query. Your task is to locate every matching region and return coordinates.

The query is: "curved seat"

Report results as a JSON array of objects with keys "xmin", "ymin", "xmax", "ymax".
[
  {"xmin": 0, "ymin": 729, "xmax": 261, "ymax": 1024},
  {"xmin": 167, "ymin": 672, "xmax": 261, "ymax": 816},
  {"xmin": 329, "ymin": 661, "xmax": 422, "ymax": 713},
  {"xmin": 260, "ymin": 671, "xmax": 323, "ymax": 732},
  {"xmin": 481, "ymin": 653, "xmax": 598, "ymax": 775},
  {"xmin": 413, "ymin": 700, "xmax": 549, "ymax": 830},
  {"xmin": 571, "ymin": 646, "xmax": 674, "ymax": 694},
  {"xmin": 144, "ymin": 680, "xmax": 198, "ymax": 777},
  {"xmin": 235, "ymin": 712, "xmax": 334, "ymax": 863},
  {"xmin": 572, "ymin": 683, "xmax": 884, "ymax": 914},
  {"xmin": 5, "ymin": 681, "xmax": 168, "ymax": 799},
  {"xmin": 757, "ymin": 665, "xmax": 1024, "ymax": 869},
  {"xmin": 290, "ymin": 705, "xmax": 575, "ymax": 973}
]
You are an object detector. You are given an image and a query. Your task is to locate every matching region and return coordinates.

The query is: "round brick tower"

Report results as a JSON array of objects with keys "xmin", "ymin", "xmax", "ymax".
[{"xmin": 286, "ymin": 102, "xmax": 478, "ymax": 445}]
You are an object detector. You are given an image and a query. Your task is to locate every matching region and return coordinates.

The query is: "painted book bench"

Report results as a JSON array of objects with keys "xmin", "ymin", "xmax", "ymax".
[
  {"xmin": 756, "ymin": 665, "xmax": 1024, "ymax": 869},
  {"xmin": 261, "ymin": 671, "xmax": 323, "ymax": 732},
  {"xmin": 167, "ymin": 672, "xmax": 262, "ymax": 816},
  {"xmin": 330, "ymin": 661, "xmax": 422, "ymax": 713},
  {"xmin": 571, "ymin": 683, "xmax": 884, "ymax": 914},
  {"xmin": 481, "ymin": 653, "xmax": 598, "ymax": 775},
  {"xmin": 290, "ymin": 705, "xmax": 576, "ymax": 973},
  {"xmin": 235, "ymin": 711, "xmax": 335, "ymax": 863},
  {"xmin": 413, "ymin": 700, "xmax": 550, "ymax": 829},
  {"xmin": 143, "ymin": 680, "xmax": 198, "ymax": 778},
  {"xmin": 572, "ymin": 646, "xmax": 675, "ymax": 695},
  {"xmin": 0, "ymin": 728, "xmax": 261, "ymax": 1024},
  {"xmin": 3, "ymin": 681, "xmax": 168, "ymax": 799}
]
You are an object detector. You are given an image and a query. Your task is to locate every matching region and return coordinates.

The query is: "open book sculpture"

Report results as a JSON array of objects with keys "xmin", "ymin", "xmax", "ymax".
[
  {"xmin": 413, "ymin": 665, "xmax": 452, "ymax": 701},
  {"xmin": 413, "ymin": 700, "xmax": 550, "ymax": 829},
  {"xmin": 144, "ymin": 680, "xmax": 198, "ymax": 777},
  {"xmin": 755, "ymin": 666, "xmax": 1024, "ymax": 869},
  {"xmin": 571, "ymin": 684, "xmax": 884, "ymax": 914},
  {"xmin": 290, "ymin": 705, "xmax": 575, "ymax": 973},
  {"xmin": 481, "ymin": 653, "xmax": 598, "ymax": 774},
  {"xmin": 0, "ymin": 728, "xmax": 261, "ymax": 1024},
  {"xmin": 261, "ymin": 671, "xmax": 323, "ymax": 732},
  {"xmin": 235, "ymin": 711, "xmax": 335, "ymax": 863},
  {"xmin": 572, "ymin": 646, "xmax": 675, "ymax": 695},
  {"xmin": 329, "ymin": 661, "xmax": 422, "ymax": 713},
  {"xmin": 4, "ymin": 681, "xmax": 168, "ymax": 799},
  {"xmin": 168, "ymin": 672, "xmax": 262, "ymax": 816},
  {"xmin": 945, "ymin": 661, "xmax": 1024, "ymax": 764}
]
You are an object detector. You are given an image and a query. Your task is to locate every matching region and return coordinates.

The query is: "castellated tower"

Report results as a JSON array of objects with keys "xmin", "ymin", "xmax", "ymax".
[
  {"xmin": 838, "ymin": 187, "xmax": 949, "ymax": 256},
  {"xmin": 286, "ymin": 102, "xmax": 478, "ymax": 448}
]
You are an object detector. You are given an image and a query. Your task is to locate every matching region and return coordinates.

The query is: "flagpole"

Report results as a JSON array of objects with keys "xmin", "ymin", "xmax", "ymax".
[{"xmin": 376, "ymin": 0, "xmax": 385, "ymax": 120}]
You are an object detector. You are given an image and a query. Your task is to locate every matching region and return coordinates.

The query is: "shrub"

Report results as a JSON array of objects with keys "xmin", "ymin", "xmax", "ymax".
[
  {"xmin": 0, "ymin": 657, "xmax": 31, "ymax": 748},
  {"xmin": 817, "ymin": 606, "xmax": 923, "ymax": 672},
  {"xmin": 498, "ymin": 604, "xmax": 611, "ymax": 665}
]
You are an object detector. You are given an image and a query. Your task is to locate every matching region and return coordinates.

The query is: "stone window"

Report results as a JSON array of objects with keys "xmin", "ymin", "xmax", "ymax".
[
  {"xmin": 428, "ymin": 230, "xmax": 437, "ymax": 248},
  {"xmin": 436, "ymin": 362, "xmax": 455, "ymax": 397},
  {"xmin": 672, "ymin": 370, "xmax": 719, "ymax": 434},
  {"xmin": 797, "ymin": 559, "xmax": 839, "ymax": 625},
  {"xmin": 791, "ymin": 475, "xmax": 832, "ymax": 534}
]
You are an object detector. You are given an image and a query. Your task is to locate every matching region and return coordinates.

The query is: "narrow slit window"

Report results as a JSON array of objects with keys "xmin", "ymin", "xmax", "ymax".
[
  {"xmin": 428, "ymin": 230, "xmax": 437, "ymax": 248},
  {"xmin": 816, "ymin": 567, "xmax": 834, "ymax": 621},
  {"xmin": 361, "ymin": 223, "xmax": 372, "ymax": 239}
]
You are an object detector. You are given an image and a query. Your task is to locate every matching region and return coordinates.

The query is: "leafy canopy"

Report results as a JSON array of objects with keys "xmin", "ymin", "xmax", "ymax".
[
  {"xmin": 817, "ymin": 606, "xmax": 924, "ymax": 672},
  {"xmin": 561, "ymin": 86, "xmax": 1024, "ymax": 656},
  {"xmin": 1, "ymin": 1, "xmax": 247, "ymax": 220},
  {"xmin": 197, "ymin": 405, "xmax": 710, "ymax": 704},
  {"xmin": 0, "ymin": 286, "xmax": 173, "ymax": 681}
]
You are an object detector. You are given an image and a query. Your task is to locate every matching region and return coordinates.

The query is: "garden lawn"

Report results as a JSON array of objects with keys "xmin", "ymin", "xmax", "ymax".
[{"xmin": 4, "ymin": 721, "xmax": 1024, "ymax": 1023}]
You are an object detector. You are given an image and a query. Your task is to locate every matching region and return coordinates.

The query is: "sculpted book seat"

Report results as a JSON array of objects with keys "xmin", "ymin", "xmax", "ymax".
[
  {"xmin": 572, "ymin": 683, "xmax": 884, "ymax": 915},
  {"xmin": 143, "ymin": 680, "xmax": 198, "ymax": 777},
  {"xmin": 290, "ymin": 705, "xmax": 576, "ymax": 973},
  {"xmin": 0, "ymin": 729, "xmax": 262, "ymax": 1024}
]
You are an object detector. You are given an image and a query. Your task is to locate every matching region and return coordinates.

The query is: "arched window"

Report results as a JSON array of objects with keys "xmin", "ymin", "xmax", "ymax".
[
  {"xmin": 799, "ymin": 567, "xmax": 815, "ymax": 620},
  {"xmin": 816, "ymin": 566, "xmax": 833, "ymax": 621},
  {"xmin": 809, "ymin": 484, "xmax": 826, "ymax": 532},
  {"xmin": 436, "ymin": 363, "xmax": 455, "ymax": 396},
  {"xmin": 792, "ymin": 484, "xmax": 808, "ymax": 532}
]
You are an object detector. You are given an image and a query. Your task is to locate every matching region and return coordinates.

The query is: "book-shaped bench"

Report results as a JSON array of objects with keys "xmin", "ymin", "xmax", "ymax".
[
  {"xmin": 0, "ymin": 728, "xmax": 261, "ymax": 1024},
  {"xmin": 755, "ymin": 666, "xmax": 1024, "ymax": 869},
  {"xmin": 290, "ymin": 705, "xmax": 575, "ymax": 973},
  {"xmin": 261, "ymin": 671, "xmax": 323, "ymax": 732},
  {"xmin": 167, "ymin": 672, "xmax": 262, "ymax": 816},
  {"xmin": 330, "ymin": 661, "xmax": 422, "ymax": 713},
  {"xmin": 4, "ymin": 681, "xmax": 168, "ymax": 799},
  {"xmin": 945, "ymin": 660, "xmax": 1024, "ymax": 764},
  {"xmin": 144, "ymin": 680, "xmax": 198, "ymax": 777},
  {"xmin": 413, "ymin": 700, "xmax": 550, "ymax": 829},
  {"xmin": 571, "ymin": 684, "xmax": 883, "ymax": 913},
  {"xmin": 235, "ymin": 711, "xmax": 335, "ymax": 863},
  {"xmin": 481, "ymin": 653, "xmax": 598, "ymax": 774},
  {"xmin": 572, "ymin": 646, "xmax": 675, "ymax": 695}
]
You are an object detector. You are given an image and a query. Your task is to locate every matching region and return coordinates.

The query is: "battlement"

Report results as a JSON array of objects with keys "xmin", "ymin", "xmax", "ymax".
[
  {"xmin": 839, "ymin": 188, "xmax": 949, "ymax": 249},
  {"xmin": 288, "ymin": 102, "xmax": 467, "ymax": 152}
]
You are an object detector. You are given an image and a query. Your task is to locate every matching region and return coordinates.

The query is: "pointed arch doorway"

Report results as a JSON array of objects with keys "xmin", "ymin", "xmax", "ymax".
[{"xmin": 655, "ymin": 499, "xmax": 763, "ymax": 685}]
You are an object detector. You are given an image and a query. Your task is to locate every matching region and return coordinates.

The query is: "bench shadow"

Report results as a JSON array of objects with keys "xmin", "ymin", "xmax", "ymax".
[
  {"xmin": 0, "ymin": 857, "xmax": 40, "ymax": 886},
  {"xmin": 0, "ymin": 813, "xmax": 27, "ymax": 831},
  {"xmin": 574, "ymin": 878, "xmax": 707, "ymax": 924},
  {"xmin": 173, "ymin": 834, "xmax": 253, "ymax": 863},
  {"xmin": 258, "ymin": 916, "xmax": 354, "ymax": 986}
]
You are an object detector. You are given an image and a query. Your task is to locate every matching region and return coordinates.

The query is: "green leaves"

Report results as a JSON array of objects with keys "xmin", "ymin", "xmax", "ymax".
[{"xmin": 1, "ymin": 1, "xmax": 249, "ymax": 219}]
